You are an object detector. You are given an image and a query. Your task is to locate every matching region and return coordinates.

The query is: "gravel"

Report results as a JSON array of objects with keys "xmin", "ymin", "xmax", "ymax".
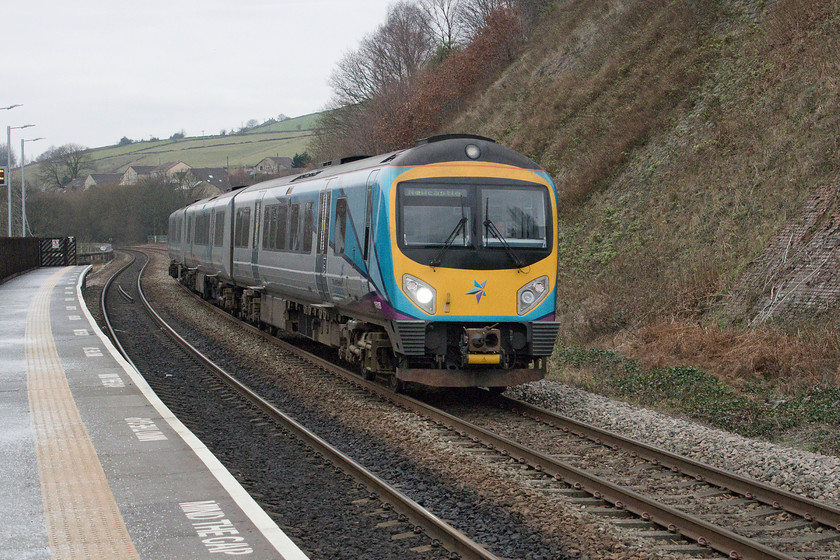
[
  {"xmin": 135, "ymin": 248, "xmax": 653, "ymax": 560},
  {"xmin": 119, "ymin": 246, "xmax": 840, "ymax": 560},
  {"xmin": 507, "ymin": 381, "xmax": 840, "ymax": 505}
]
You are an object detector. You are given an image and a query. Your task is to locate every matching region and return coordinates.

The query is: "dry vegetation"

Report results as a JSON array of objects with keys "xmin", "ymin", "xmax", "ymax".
[
  {"xmin": 313, "ymin": 0, "xmax": 840, "ymax": 446},
  {"xmin": 620, "ymin": 322, "xmax": 840, "ymax": 393},
  {"xmin": 447, "ymin": 0, "xmax": 840, "ymax": 400}
]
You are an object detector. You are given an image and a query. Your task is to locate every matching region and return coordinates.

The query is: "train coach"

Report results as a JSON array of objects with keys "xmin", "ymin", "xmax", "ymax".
[{"xmin": 168, "ymin": 135, "xmax": 560, "ymax": 390}]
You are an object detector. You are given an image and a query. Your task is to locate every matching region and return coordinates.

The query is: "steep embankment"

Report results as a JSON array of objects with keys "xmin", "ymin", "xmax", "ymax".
[
  {"xmin": 451, "ymin": 0, "xmax": 840, "ymax": 449},
  {"xmin": 453, "ymin": 0, "xmax": 840, "ymax": 357}
]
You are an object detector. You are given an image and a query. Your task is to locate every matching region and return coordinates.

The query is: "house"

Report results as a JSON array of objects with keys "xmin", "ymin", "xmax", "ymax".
[
  {"xmin": 62, "ymin": 177, "xmax": 87, "ymax": 191},
  {"xmin": 121, "ymin": 165, "xmax": 157, "ymax": 185},
  {"xmin": 154, "ymin": 161, "xmax": 191, "ymax": 177},
  {"xmin": 187, "ymin": 168, "xmax": 230, "ymax": 191},
  {"xmin": 84, "ymin": 173, "xmax": 123, "ymax": 189},
  {"xmin": 255, "ymin": 156, "xmax": 293, "ymax": 174},
  {"xmin": 121, "ymin": 161, "xmax": 192, "ymax": 185}
]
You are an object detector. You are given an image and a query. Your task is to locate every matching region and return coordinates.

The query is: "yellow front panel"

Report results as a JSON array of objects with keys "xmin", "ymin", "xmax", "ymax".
[{"xmin": 390, "ymin": 162, "xmax": 558, "ymax": 318}]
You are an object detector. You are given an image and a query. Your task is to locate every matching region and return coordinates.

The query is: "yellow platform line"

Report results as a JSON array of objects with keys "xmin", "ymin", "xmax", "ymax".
[{"xmin": 26, "ymin": 268, "xmax": 140, "ymax": 560}]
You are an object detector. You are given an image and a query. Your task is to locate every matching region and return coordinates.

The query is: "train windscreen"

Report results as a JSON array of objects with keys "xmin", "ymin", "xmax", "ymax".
[{"xmin": 397, "ymin": 180, "xmax": 552, "ymax": 269}]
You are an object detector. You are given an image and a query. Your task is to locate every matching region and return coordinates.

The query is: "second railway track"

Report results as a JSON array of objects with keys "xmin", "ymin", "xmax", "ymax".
[
  {"xmin": 100, "ymin": 247, "xmax": 840, "ymax": 560},
  {"xmin": 102, "ymin": 250, "xmax": 497, "ymax": 560}
]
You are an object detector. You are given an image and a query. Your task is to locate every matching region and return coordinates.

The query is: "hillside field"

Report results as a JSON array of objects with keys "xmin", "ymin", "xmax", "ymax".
[{"xmin": 85, "ymin": 112, "xmax": 320, "ymax": 172}]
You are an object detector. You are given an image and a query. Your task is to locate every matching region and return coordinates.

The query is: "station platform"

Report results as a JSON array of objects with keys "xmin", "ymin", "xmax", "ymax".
[{"xmin": 0, "ymin": 266, "xmax": 308, "ymax": 560}]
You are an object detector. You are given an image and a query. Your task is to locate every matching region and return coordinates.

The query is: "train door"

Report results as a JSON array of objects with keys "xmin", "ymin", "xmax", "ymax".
[
  {"xmin": 362, "ymin": 170, "xmax": 379, "ymax": 294},
  {"xmin": 314, "ymin": 181, "xmax": 333, "ymax": 302},
  {"xmin": 225, "ymin": 194, "xmax": 238, "ymax": 281},
  {"xmin": 232, "ymin": 196, "xmax": 255, "ymax": 282},
  {"xmin": 331, "ymin": 194, "xmax": 351, "ymax": 301},
  {"xmin": 251, "ymin": 193, "xmax": 264, "ymax": 284}
]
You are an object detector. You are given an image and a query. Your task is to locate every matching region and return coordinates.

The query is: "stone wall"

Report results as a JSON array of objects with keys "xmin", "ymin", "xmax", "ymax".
[{"xmin": 727, "ymin": 184, "xmax": 840, "ymax": 325}]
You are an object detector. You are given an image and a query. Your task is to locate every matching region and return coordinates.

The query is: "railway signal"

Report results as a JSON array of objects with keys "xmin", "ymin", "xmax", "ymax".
[{"xmin": 0, "ymin": 166, "xmax": 6, "ymax": 187}]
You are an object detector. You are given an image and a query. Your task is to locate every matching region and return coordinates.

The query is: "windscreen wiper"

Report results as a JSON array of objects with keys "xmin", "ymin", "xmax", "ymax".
[
  {"xmin": 430, "ymin": 195, "xmax": 467, "ymax": 267},
  {"xmin": 483, "ymin": 198, "xmax": 525, "ymax": 269}
]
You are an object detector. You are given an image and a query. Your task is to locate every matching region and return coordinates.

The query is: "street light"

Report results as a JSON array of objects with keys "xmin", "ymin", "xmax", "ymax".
[
  {"xmin": 2, "ymin": 105, "xmax": 22, "ymax": 236},
  {"xmin": 21, "ymin": 137, "xmax": 44, "ymax": 237},
  {"xmin": 7, "ymin": 123, "xmax": 33, "ymax": 236}
]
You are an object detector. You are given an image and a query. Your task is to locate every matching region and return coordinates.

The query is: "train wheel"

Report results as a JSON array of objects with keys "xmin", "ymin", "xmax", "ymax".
[
  {"xmin": 359, "ymin": 354, "xmax": 375, "ymax": 381},
  {"xmin": 389, "ymin": 374, "xmax": 404, "ymax": 393}
]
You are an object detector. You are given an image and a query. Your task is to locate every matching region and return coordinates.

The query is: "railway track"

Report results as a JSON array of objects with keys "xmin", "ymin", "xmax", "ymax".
[
  {"xmin": 101, "ymin": 250, "xmax": 498, "ymax": 560},
  {"xmin": 433, "ymin": 396, "xmax": 840, "ymax": 560},
  {"xmin": 131, "ymin": 245, "xmax": 840, "ymax": 560}
]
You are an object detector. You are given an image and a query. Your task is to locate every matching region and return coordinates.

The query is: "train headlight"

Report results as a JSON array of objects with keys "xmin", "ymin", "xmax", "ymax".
[
  {"xmin": 403, "ymin": 274, "xmax": 436, "ymax": 314},
  {"xmin": 465, "ymin": 144, "xmax": 481, "ymax": 159},
  {"xmin": 416, "ymin": 286, "xmax": 434, "ymax": 304},
  {"xmin": 517, "ymin": 276, "xmax": 549, "ymax": 315}
]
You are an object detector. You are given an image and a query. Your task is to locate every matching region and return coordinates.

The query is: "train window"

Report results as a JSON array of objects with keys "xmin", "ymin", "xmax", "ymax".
[
  {"xmin": 195, "ymin": 215, "xmax": 203, "ymax": 245},
  {"xmin": 187, "ymin": 216, "xmax": 193, "ymax": 244},
  {"xmin": 303, "ymin": 201, "xmax": 314, "ymax": 253},
  {"xmin": 400, "ymin": 186, "xmax": 470, "ymax": 247},
  {"xmin": 289, "ymin": 203, "xmax": 301, "ymax": 251},
  {"xmin": 214, "ymin": 211, "xmax": 225, "ymax": 247},
  {"xmin": 480, "ymin": 187, "xmax": 547, "ymax": 248},
  {"xmin": 194, "ymin": 212, "xmax": 211, "ymax": 245},
  {"xmin": 234, "ymin": 208, "xmax": 250, "ymax": 248},
  {"xmin": 262, "ymin": 205, "xmax": 274, "ymax": 249},
  {"xmin": 335, "ymin": 197, "xmax": 347, "ymax": 255},
  {"xmin": 275, "ymin": 204, "xmax": 288, "ymax": 250}
]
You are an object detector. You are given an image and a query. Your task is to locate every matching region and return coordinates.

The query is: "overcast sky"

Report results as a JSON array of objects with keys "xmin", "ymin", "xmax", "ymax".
[{"xmin": 4, "ymin": 0, "xmax": 395, "ymax": 160}]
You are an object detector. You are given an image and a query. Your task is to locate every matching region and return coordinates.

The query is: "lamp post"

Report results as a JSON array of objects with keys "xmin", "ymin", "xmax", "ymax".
[
  {"xmin": 2, "ymin": 104, "xmax": 23, "ymax": 237},
  {"xmin": 21, "ymin": 137, "xmax": 43, "ymax": 237},
  {"xmin": 7, "ymin": 123, "xmax": 34, "ymax": 236}
]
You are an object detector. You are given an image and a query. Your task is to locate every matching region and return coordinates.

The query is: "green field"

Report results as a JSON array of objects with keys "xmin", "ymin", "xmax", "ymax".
[{"xmin": 86, "ymin": 113, "xmax": 320, "ymax": 172}]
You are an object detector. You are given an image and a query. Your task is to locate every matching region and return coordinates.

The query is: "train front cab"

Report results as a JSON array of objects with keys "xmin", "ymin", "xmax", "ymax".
[{"xmin": 381, "ymin": 154, "xmax": 561, "ymax": 388}]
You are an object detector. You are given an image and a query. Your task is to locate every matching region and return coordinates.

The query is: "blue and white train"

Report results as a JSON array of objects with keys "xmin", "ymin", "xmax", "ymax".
[{"xmin": 168, "ymin": 135, "xmax": 560, "ymax": 389}]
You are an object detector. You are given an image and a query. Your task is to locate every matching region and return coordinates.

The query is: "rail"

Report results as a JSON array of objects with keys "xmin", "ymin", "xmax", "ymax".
[
  {"xmin": 151, "ymin": 249, "xmax": 840, "ymax": 560},
  {"xmin": 112, "ymin": 251, "xmax": 501, "ymax": 560}
]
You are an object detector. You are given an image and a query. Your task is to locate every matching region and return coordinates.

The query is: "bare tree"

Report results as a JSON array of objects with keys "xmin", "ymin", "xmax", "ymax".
[
  {"xmin": 37, "ymin": 144, "xmax": 93, "ymax": 189},
  {"xmin": 0, "ymin": 143, "xmax": 17, "ymax": 167},
  {"xmin": 460, "ymin": 0, "xmax": 516, "ymax": 37},
  {"xmin": 421, "ymin": 0, "xmax": 468, "ymax": 50},
  {"xmin": 329, "ymin": 1, "xmax": 434, "ymax": 106},
  {"xmin": 329, "ymin": 49, "xmax": 381, "ymax": 105}
]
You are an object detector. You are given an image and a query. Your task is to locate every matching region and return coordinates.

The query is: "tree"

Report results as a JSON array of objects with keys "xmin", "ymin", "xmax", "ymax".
[
  {"xmin": 421, "ymin": 0, "xmax": 468, "ymax": 53},
  {"xmin": 170, "ymin": 130, "xmax": 186, "ymax": 140},
  {"xmin": 318, "ymin": 1, "xmax": 436, "ymax": 159},
  {"xmin": 292, "ymin": 152, "xmax": 312, "ymax": 168},
  {"xmin": 118, "ymin": 136, "xmax": 133, "ymax": 146},
  {"xmin": 460, "ymin": 0, "xmax": 515, "ymax": 37},
  {"xmin": 328, "ymin": 1, "xmax": 433, "ymax": 106},
  {"xmin": 27, "ymin": 175, "xmax": 195, "ymax": 243},
  {"xmin": 37, "ymin": 144, "xmax": 93, "ymax": 189},
  {"xmin": 0, "ymin": 143, "xmax": 17, "ymax": 167}
]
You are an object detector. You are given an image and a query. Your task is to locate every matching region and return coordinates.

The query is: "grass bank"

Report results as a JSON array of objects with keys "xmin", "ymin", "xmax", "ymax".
[{"xmin": 550, "ymin": 345, "xmax": 840, "ymax": 456}]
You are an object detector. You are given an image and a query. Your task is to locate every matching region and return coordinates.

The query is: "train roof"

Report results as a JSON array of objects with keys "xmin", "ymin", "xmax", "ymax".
[
  {"xmin": 239, "ymin": 135, "xmax": 543, "ymax": 194},
  {"xmin": 175, "ymin": 136, "xmax": 547, "ymax": 212}
]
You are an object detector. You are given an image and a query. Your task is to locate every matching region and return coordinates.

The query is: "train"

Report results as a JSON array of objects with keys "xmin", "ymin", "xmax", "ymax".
[{"xmin": 167, "ymin": 135, "xmax": 560, "ymax": 390}]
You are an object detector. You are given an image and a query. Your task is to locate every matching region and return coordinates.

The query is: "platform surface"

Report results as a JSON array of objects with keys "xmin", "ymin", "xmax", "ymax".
[{"xmin": 0, "ymin": 266, "xmax": 308, "ymax": 560}]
